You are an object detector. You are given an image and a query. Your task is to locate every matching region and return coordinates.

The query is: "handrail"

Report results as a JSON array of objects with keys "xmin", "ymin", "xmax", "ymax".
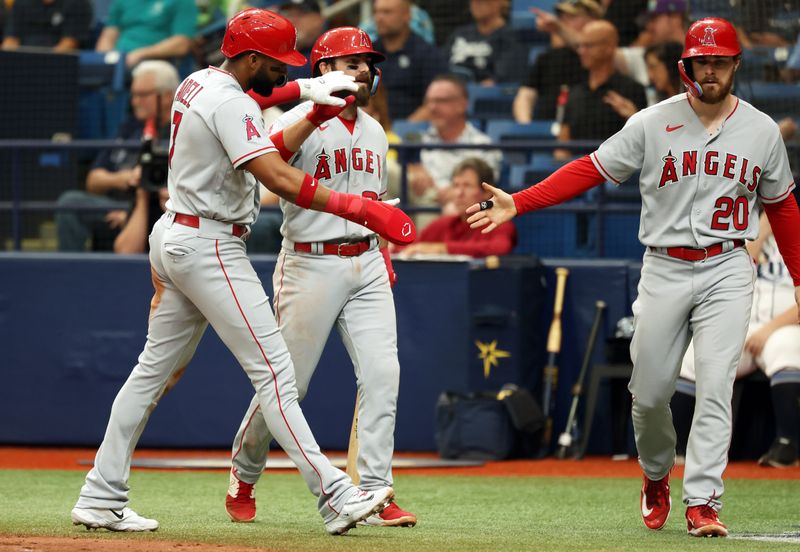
[{"xmin": 0, "ymin": 138, "xmax": 647, "ymax": 254}]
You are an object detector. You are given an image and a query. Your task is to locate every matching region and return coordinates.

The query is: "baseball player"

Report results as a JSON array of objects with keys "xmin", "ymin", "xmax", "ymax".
[
  {"xmin": 466, "ymin": 17, "xmax": 800, "ymax": 537},
  {"xmin": 678, "ymin": 213, "xmax": 800, "ymax": 467},
  {"xmin": 71, "ymin": 9, "xmax": 416, "ymax": 536},
  {"xmin": 225, "ymin": 26, "xmax": 416, "ymax": 528}
]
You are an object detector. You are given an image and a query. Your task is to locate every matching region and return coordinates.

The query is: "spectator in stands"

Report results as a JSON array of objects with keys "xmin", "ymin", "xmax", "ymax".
[
  {"xmin": 617, "ymin": 0, "xmax": 688, "ymax": 86},
  {"xmin": 512, "ymin": 0, "xmax": 599, "ymax": 123},
  {"xmin": 396, "ymin": 157, "xmax": 516, "ymax": 257},
  {"xmin": 280, "ymin": 0, "xmax": 326, "ymax": 83},
  {"xmin": 371, "ymin": 0, "xmax": 448, "ymax": 121},
  {"xmin": 443, "ymin": 0, "xmax": 527, "ymax": 85},
  {"xmin": 602, "ymin": 0, "xmax": 649, "ymax": 46},
  {"xmin": 416, "ymin": 0, "xmax": 470, "ymax": 46},
  {"xmin": 556, "ymin": 20, "xmax": 646, "ymax": 160},
  {"xmin": 95, "ymin": 0, "xmax": 197, "ymax": 68},
  {"xmin": 363, "ymin": 0, "xmax": 437, "ymax": 46},
  {"xmin": 56, "ymin": 61, "xmax": 179, "ymax": 251},
  {"xmin": 113, "ymin": 186, "xmax": 169, "ymax": 254},
  {"xmin": 407, "ymin": 74, "xmax": 501, "ymax": 225},
  {"xmin": 1, "ymin": 0, "xmax": 93, "ymax": 51},
  {"xmin": 644, "ymin": 41, "xmax": 683, "ymax": 101},
  {"xmin": 530, "ymin": 0, "xmax": 604, "ymax": 50}
]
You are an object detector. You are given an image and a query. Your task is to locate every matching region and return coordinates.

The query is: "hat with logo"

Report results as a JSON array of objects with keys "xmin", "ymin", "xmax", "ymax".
[
  {"xmin": 554, "ymin": 0, "xmax": 605, "ymax": 18},
  {"xmin": 280, "ymin": 0, "xmax": 321, "ymax": 14}
]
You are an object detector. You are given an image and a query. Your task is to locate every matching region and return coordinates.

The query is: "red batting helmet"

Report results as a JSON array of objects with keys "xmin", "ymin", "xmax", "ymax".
[
  {"xmin": 310, "ymin": 27, "xmax": 386, "ymax": 77},
  {"xmin": 678, "ymin": 17, "xmax": 741, "ymax": 97},
  {"xmin": 220, "ymin": 8, "xmax": 307, "ymax": 66}
]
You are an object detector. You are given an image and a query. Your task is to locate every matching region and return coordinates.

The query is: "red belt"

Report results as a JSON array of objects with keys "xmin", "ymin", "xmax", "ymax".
[
  {"xmin": 650, "ymin": 239, "xmax": 745, "ymax": 261},
  {"xmin": 294, "ymin": 237, "xmax": 372, "ymax": 257},
  {"xmin": 174, "ymin": 213, "xmax": 247, "ymax": 238}
]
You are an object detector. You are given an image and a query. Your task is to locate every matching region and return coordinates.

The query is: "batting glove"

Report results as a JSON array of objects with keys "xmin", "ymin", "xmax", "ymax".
[
  {"xmin": 306, "ymin": 96, "xmax": 356, "ymax": 127},
  {"xmin": 296, "ymin": 71, "xmax": 358, "ymax": 107}
]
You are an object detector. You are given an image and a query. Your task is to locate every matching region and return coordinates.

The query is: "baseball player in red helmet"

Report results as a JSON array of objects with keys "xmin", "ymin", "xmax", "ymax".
[
  {"xmin": 71, "ymin": 9, "xmax": 416, "ymax": 536},
  {"xmin": 467, "ymin": 17, "xmax": 800, "ymax": 537},
  {"xmin": 225, "ymin": 26, "xmax": 416, "ymax": 529}
]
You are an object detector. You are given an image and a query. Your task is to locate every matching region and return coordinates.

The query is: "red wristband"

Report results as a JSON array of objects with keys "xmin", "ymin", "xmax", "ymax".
[
  {"xmin": 270, "ymin": 130, "xmax": 293, "ymax": 162},
  {"xmin": 297, "ymin": 173, "xmax": 319, "ymax": 209}
]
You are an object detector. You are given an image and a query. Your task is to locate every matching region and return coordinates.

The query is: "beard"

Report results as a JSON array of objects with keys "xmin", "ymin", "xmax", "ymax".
[
  {"xmin": 698, "ymin": 75, "xmax": 734, "ymax": 104},
  {"xmin": 251, "ymin": 71, "xmax": 285, "ymax": 97},
  {"xmin": 354, "ymin": 82, "xmax": 371, "ymax": 106}
]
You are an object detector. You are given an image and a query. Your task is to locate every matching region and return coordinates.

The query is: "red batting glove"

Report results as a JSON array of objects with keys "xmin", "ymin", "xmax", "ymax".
[
  {"xmin": 380, "ymin": 246, "xmax": 397, "ymax": 288},
  {"xmin": 306, "ymin": 95, "xmax": 356, "ymax": 127},
  {"xmin": 324, "ymin": 191, "xmax": 417, "ymax": 245}
]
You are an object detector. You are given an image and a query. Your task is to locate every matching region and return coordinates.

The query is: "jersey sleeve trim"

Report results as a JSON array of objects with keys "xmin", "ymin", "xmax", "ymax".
[
  {"xmin": 233, "ymin": 146, "xmax": 277, "ymax": 168},
  {"xmin": 760, "ymin": 182, "xmax": 796, "ymax": 204},
  {"xmin": 590, "ymin": 152, "xmax": 621, "ymax": 184}
]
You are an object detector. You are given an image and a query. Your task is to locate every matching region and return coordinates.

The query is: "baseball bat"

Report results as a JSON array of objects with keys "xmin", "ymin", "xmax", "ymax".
[
  {"xmin": 345, "ymin": 390, "xmax": 360, "ymax": 485},
  {"xmin": 540, "ymin": 267, "xmax": 569, "ymax": 454},
  {"xmin": 556, "ymin": 300, "xmax": 606, "ymax": 460}
]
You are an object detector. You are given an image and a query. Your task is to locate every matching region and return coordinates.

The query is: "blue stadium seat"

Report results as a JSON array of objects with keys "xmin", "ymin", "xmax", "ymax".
[
  {"xmin": 391, "ymin": 119, "xmax": 429, "ymax": 141},
  {"xmin": 467, "ymin": 83, "xmax": 517, "ymax": 121},
  {"xmin": 513, "ymin": 211, "xmax": 589, "ymax": 257},
  {"xmin": 602, "ymin": 213, "xmax": 645, "ymax": 259},
  {"xmin": 511, "ymin": 0, "xmax": 557, "ymax": 30},
  {"xmin": 737, "ymin": 81, "xmax": 800, "ymax": 119},
  {"xmin": 485, "ymin": 120, "xmax": 555, "ymax": 142}
]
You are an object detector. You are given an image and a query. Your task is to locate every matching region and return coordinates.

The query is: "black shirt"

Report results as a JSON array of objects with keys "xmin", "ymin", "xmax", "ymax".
[
  {"xmin": 444, "ymin": 22, "xmax": 527, "ymax": 83},
  {"xmin": 374, "ymin": 32, "xmax": 449, "ymax": 120},
  {"xmin": 6, "ymin": 0, "xmax": 93, "ymax": 48},
  {"xmin": 564, "ymin": 72, "xmax": 647, "ymax": 140},
  {"xmin": 524, "ymin": 47, "xmax": 587, "ymax": 121}
]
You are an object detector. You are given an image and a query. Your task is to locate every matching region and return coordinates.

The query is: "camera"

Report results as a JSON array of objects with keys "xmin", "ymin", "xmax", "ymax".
[{"xmin": 139, "ymin": 137, "xmax": 169, "ymax": 192}]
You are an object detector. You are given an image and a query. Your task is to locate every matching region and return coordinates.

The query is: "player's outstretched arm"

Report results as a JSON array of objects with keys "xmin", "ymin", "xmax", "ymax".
[
  {"xmin": 248, "ymin": 71, "xmax": 358, "ymax": 110},
  {"xmin": 465, "ymin": 183, "xmax": 517, "ymax": 234},
  {"xmin": 244, "ymin": 153, "xmax": 416, "ymax": 245},
  {"xmin": 270, "ymin": 97, "xmax": 356, "ymax": 161}
]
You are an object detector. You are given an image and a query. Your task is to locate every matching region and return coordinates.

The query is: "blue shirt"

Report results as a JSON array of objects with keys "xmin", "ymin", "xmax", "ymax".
[{"xmin": 374, "ymin": 32, "xmax": 448, "ymax": 120}]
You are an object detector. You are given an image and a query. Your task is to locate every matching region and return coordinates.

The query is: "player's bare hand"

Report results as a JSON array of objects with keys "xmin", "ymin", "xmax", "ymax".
[
  {"xmin": 297, "ymin": 71, "xmax": 358, "ymax": 107},
  {"xmin": 465, "ymin": 183, "xmax": 517, "ymax": 233},
  {"xmin": 105, "ymin": 209, "xmax": 128, "ymax": 229},
  {"xmin": 603, "ymin": 91, "xmax": 638, "ymax": 120},
  {"xmin": 744, "ymin": 324, "xmax": 773, "ymax": 357}
]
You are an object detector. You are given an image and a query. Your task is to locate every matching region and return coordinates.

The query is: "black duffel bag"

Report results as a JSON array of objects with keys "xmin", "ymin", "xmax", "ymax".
[{"xmin": 435, "ymin": 385, "xmax": 544, "ymax": 460}]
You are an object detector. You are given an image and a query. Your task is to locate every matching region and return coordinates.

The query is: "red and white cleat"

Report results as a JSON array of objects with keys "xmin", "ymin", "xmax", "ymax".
[
  {"xmin": 686, "ymin": 505, "xmax": 728, "ymax": 537},
  {"xmin": 640, "ymin": 473, "xmax": 671, "ymax": 530},
  {"xmin": 225, "ymin": 469, "xmax": 256, "ymax": 523}
]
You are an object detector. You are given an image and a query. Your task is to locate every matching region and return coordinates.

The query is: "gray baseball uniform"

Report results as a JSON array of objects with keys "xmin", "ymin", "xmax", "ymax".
[
  {"xmin": 591, "ymin": 94, "xmax": 795, "ymax": 509},
  {"xmin": 230, "ymin": 102, "xmax": 400, "ymax": 491},
  {"xmin": 75, "ymin": 67, "xmax": 366, "ymax": 523},
  {"xmin": 681, "ymin": 235, "xmax": 800, "ymax": 380}
]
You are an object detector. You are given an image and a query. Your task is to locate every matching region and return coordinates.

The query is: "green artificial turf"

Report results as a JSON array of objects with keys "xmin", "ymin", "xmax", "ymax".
[{"xmin": 0, "ymin": 470, "xmax": 798, "ymax": 551}]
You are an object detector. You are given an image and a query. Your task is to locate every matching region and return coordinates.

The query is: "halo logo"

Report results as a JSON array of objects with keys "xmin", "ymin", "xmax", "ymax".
[{"xmin": 701, "ymin": 26, "xmax": 717, "ymax": 47}]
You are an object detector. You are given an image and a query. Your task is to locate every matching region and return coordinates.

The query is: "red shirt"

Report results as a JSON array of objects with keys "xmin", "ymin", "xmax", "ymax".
[{"xmin": 416, "ymin": 215, "xmax": 517, "ymax": 257}]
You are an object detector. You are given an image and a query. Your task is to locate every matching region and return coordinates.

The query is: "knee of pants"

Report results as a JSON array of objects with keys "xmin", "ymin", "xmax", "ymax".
[
  {"xmin": 631, "ymin": 389, "xmax": 674, "ymax": 413},
  {"xmin": 359, "ymin": 358, "xmax": 400, "ymax": 392}
]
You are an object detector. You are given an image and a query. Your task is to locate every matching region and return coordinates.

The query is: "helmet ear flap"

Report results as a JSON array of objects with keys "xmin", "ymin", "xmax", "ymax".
[
  {"xmin": 370, "ymin": 66, "xmax": 381, "ymax": 95},
  {"xmin": 678, "ymin": 59, "xmax": 703, "ymax": 97}
]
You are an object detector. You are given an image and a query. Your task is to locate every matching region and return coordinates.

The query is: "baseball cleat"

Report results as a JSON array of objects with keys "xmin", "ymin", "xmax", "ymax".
[
  {"xmin": 71, "ymin": 506, "xmax": 159, "ymax": 532},
  {"xmin": 225, "ymin": 468, "xmax": 256, "ymax": 523},
  {"xmin": 640, "ymin": 473, "xmax": 671, "ymax": 530},
  {"xmin": 325, "ymin": 486, "xmax": 394, "ymax": 535},
  {"xmin": 758, "ymin": 437, "xmax": 799, "ymax": 468},
  {"xmin": 360, "ymin": 501, "xmax": 417, "ymax": 527},
  {"xmin": 686, "ymin": 505, "xmax": 728, "ymax": 537}
]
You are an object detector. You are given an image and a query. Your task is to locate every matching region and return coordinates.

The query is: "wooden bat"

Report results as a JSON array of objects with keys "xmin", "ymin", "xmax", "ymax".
[
  {"xmin": 556, "ymin": 300, "xmax": 606, "ymax": 460},
  {"xmin": 345, "ymin": 390, "xmax": 360, "ymax": 485},
  {"xmin": 541, "ymin": 267, "xmax": 569, "ymax": 454}
]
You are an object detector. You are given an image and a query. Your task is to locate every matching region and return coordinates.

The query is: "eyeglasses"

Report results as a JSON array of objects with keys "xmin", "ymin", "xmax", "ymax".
[
  {"xmin": 576, "ymin": 40, "xmax": 603, "ymax": 49},
  {"xmin": 425, "ymin": 95, "xmax": 462, "ymax": 104},
  {"xmin": 130, "ymin": 89, "xmax": 158, "ymax": 99}
]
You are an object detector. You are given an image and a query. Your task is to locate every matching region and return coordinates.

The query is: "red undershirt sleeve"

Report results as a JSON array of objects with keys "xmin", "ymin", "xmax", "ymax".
[
  {"xmin": 247, "ymin": 81, "xmax": 301, "ymax": 110},
  {"xmin": 511, "ymin": 155, "xmax": 607, "ymax": 215},
  {"xmin": 763, "ymin": 193, "xmax": 800, "ymax": 286}
]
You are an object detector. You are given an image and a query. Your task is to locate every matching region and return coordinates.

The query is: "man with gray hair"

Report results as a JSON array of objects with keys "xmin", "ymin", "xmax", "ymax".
[{"xmin": 56, "ymin": 60, "xmax": 180, "ymax": 251}]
